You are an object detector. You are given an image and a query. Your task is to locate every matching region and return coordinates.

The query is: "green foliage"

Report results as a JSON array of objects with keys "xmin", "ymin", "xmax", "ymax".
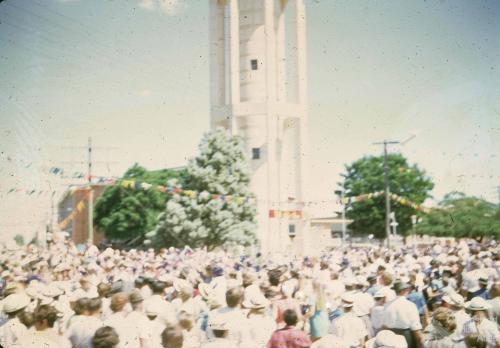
[
  {"xmin": 417, "ymin": 192, "xmax": 500, "ymax": 239},
  {"xmin": 341, "ymin": 153, "xmax": 434, "ymax": 238},
  {"xmin": 13, "ymin": 234, "xmax": 25, "ymax": 246},
  {"xmin": 94, "ymin": 163, "xmax": 187, "ymax": 240},
  {"xmin": 147, "ymin": 128, "xmax": 257, "ymax": 250}
]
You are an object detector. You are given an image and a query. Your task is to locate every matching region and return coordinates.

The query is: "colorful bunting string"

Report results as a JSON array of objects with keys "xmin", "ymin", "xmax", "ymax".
[
  {"xmin": 341, "ymin": 191, "xmax": 429, "ymax": 213},
  {"xmin": 268, "ymin": 210, "xmax": 303, "ymax": 219}
]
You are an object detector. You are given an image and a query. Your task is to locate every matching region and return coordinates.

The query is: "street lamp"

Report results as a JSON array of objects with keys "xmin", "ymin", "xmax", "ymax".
[{"xmin": 335, "ymin": 188, "xmax": 347, "ymax": 246}]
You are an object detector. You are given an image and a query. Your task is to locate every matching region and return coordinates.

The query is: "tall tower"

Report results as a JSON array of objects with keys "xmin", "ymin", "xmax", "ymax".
[{"xmin": 209, "ymin": 0, "xmax": 309, "ymax": 254}]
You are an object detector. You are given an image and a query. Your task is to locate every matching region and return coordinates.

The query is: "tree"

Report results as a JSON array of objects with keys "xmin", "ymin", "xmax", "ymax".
[
  {"xmin": 94, "ymin": 164, "xmax": 187, "ymax": 241},
  {"xmin": 13, "ymin": 234, "xmax": 25, "ymax": 246},
  {"xmin": 146, "ymin": 128, "xmax": 257, "ymax": 250},
  {"xmin": 340, "ymin": 153, "xmax": 434, "ymax": 238},
  {"xmin": 417, "ymin": 192, "xmax": 500, "ymax": 240}
]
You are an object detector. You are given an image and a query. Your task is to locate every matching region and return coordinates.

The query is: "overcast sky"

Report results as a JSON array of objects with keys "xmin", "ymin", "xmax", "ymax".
[{"xmin": 0, "ymin": 0, "xmax": 499, "ymax": 241}]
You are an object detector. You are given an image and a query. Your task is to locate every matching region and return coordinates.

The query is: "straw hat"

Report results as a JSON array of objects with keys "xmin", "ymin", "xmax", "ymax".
[
  {"xmin": 3, "ymin": 293, "xmax": 30, "ymax": 313},
  {"xmin": 465, "ymin": 297, "xmax": 491, "ymax": 311},
  {"xmin": 442, "ymin": 293, "xmax": 464, "ymax": 308},
  {"xmin": 374, "ymin": 330, "xmax": 407, "ymax": 348},
  {"xmin": 341, "ymin": 293, "xmax": 354, "ymax": 308}
]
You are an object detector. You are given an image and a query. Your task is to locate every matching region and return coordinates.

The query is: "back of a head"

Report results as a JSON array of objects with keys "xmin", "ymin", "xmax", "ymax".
[
  {"xmin": 110, "ymin": 292, "xmax": 128, "ymax": 313},
  {"xmin": 92, "ymin": 326, "xmax": 120, "ymax": 348},
  {"xmin": 34, "ymin": 305, "xmax": 59, "ymax": 328},
  {"xmin": 75, "ymin": 297, "xmax": 90, "ymax": 315},
  {"xmin": 97, "ymin": 283, "xmax": 111, "ymax": 298},
  {"xmin": 283, "ymin": 309, "xmax": 298, "ymax": 327},
  {"xmin": 88, "ymin": 297, "xmax": 102, "ymax": 314},
  {"xmin": 225, "ymin": 287, "xmax": 243, "ymax": 308},
  {"xmin": 465, "ymin": 334, "xmax": 487, "ymax": 348},
  {"xmin": 151, "ymin": 281, "xmax": 167, "ymax": 294},
  {"xmin": 433, "ymin": 307, "xmax": 456, "ymax": 333},
  {"xmin": 161, "ymin": 325, "xmax": 183, "ymax": 348}
]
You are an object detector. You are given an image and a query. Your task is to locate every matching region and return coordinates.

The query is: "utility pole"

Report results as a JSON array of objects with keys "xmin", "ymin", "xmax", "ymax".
[
  {"xmin": 373, "ymin": 140, "xmax": 400, "ymax": 249},
  {"xmin": 335, "ymin": 188, "xmax": 347, "ymax": 247},
  {"xmin": 55, "ymin": 139, "xmax": 117, "ymax": 245},
  {"xmin": 87, "ymin": 137, "xmax": 94, "ymax": 244}
]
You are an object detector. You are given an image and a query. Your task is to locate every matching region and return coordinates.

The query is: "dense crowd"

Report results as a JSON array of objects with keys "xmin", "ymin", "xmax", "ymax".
[{"xmin": 0, "ymin": 237, "xmax": 499, "ymax": 348}]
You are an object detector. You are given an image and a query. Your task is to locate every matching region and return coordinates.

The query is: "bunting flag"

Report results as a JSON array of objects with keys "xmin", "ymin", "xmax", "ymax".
[
  {"xmin": 117, "ymin": 179, "xmax": 253, "ymax": 206},
  {"xmin": 268, "ymin": 209, "xmax": 303, "ymax": 219},
  {"xmin": 342, "ymin": 191, "xmax": 429, "ymax": 213}
]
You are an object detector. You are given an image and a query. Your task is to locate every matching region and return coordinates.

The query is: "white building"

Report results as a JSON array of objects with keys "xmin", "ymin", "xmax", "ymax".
[{"xmin": 209, "ymin": 0, "xmax": 309, "ymax": 254}]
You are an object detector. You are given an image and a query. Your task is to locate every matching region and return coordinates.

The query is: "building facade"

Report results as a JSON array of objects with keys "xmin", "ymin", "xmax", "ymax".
[{"xmin": 209, "ymin": 0, "xmax": 309, "ymax": 254}]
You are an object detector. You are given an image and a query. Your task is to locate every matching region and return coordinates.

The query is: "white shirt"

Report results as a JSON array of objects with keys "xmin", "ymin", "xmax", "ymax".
[
  {"xmin": 370, "ymin": 305, "xmax": 385, "ymax": 333},
  {"xmin": 382, "ymin": 296, "xmax": 422, "ymax": 331},
  {"xmin": 245, "ymin": 313, "xmax": 276, "ymax": 347},
  {"xmin": 201, "ymin": 337, "xmax": 238, "ymax": 348},
  {"xmin": 353, "ymin": 291, "xmax": 375, "ymax": 317},
  {"xmin": 16, "ymin": 328, "xmax": 71, "ymax": 348},
  {"xmin": 104, "ymin": 311, "xmax": 141, "ymax": 348},
  {"xmin": 378, "ymin": 286, "xmax": 396, "ymax": 302},
  {"xmin": 65, "ymin": 315, "xmax": 103, "ymax": 348},
  {"xmin": 142, "ymin": 318, "xmax": 165, "ymax": 348},
  {"xmin": 0, "ymin": 317, "xmax": 28, "ymax": 348},
  {"xmin": 207, "ymin": 307, "xmax": 250, "ymax": 344},
  {"xmin": 329, "ymin": 312, "xmax": 368, "ymax": 347}
]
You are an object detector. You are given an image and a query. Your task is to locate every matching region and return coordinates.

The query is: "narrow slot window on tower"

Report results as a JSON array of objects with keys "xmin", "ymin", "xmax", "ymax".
[
  {"xmin": 250, "ymin": 59, "xmax": 258, "ymax": 70},
  {"xmin": 288, "ymin": 224, "xmax": 296, "ymax": 237},
  {"xmin": 252, "ymin": 147, "xmax": 260, "ymax": 160}
]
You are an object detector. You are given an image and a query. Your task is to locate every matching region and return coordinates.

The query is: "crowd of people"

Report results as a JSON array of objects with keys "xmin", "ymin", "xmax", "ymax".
[{"xmin": 0, "ymin": 237, "xmax": 498, "ymax": 348}]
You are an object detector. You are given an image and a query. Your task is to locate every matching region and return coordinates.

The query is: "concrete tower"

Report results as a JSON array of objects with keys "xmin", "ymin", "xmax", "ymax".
[{"xmin": 209, "ymin": 0, "xmax": 309, "ymax": 254}]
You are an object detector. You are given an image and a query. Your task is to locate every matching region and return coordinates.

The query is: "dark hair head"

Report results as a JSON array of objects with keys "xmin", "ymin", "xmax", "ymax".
[
  {"xmin": 88, "ymin": 297, "xmax": 102, "ymax": 314},
  {"xmin": 464, "ymin": 333, "xmax": 487, "ymax": 348},
  {"xmin": 151, "ymin": 281, "xmax": 167, "ymax": 294},
  {"xmin": 92, "ymin": 326, "xmax": 120, "ymax": 348},
  {"xmin": 18, "ymin": 311, "xmax": 35, "ymax": 329},
  {"xmin": 74, "ymin": 297, "xmax": 90, "ymax": 315},
  {"xmin": 225, "ymin": 287, "xmax": 243, "ymax": 308},
  {"xmin": 34, "ymin": 305, "xmax": 58, "ymax": 328},
  {"xmin": 97, "ymin": 283, "xmax": 111, "ymax": 298},
  {"xmin": 161, "ymin": 325, "xmax": 183, "ymax": 348},
  {"xmin": 283, "ymin": 309, "xmax": 298, "ymax": 326}
]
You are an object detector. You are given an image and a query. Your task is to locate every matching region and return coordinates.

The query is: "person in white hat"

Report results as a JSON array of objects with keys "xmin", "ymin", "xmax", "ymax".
[
  {"xmin": 442, "ymin": 293, "xmax": 469, "ymax": 342},
  {"xmin": 241, "ymin": 291, "xmax": 276, "ymax": 348},
  {"xmin": 329, "ymin": 293, "xmax": 368, "ymax": 347},
  {"xmin": 381, "ymin": 281, "xmax": 423, "ymax": 348},
  {"xmin": 371, "ymin": 291, "xmax": 387, "ymax": 335},
  {"xmin": 142, "ymin": 302, "xmax": 166, "ymax": 348},
  {"xmin": 462, "ymin": 297, "xmax": 500, "ymax": 348},
  {"xmin": 0, "ymin": 293, "xmax": 30, "ymax": 347}
]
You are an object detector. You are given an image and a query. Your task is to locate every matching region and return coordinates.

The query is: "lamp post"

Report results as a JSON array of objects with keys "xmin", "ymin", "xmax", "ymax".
[{"xmin": 335, "ymin": 188, "xmax": 347, "ymax": 246}]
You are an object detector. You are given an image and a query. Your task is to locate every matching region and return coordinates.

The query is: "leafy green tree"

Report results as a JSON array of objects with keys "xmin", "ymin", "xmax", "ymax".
[
  {"xmin": 13, "ymin": 234, "xmax": 25, "ymax": 246},
  {"xmin": 417, "ymin": 192, "xmax": 500, "ymax": 240},
  {"xmin": 94, "ymin": 164, "xmax": 187, "ymax": 240},
  {"xmin": 341, "ymin": 154, "xmax": 434, "ymax": 238},
  {"xmin": 146, "ymin": 128, "xmax": 257, "ymax": 250}
]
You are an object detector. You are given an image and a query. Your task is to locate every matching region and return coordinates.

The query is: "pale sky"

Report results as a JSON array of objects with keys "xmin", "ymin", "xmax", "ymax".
[{"xmin": 0, "ymin": 0, "xmax": 499, "ymax": 242}]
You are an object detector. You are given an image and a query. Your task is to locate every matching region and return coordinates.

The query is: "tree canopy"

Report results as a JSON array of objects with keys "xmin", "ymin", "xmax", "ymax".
[
  {"xmin": 146, "ymin": 128, "xmax": 257, "ymax": 250},
  {"xmin": 94, "ymin": 164, "xmax": 187, "ymax": 240},
  {"xmin": 341, "ymin": 153, "xmax": 434, "ymax": 238},
  {"xmin": 417, "ymin": 192, "xmax": 500, "ymax": 240}
]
